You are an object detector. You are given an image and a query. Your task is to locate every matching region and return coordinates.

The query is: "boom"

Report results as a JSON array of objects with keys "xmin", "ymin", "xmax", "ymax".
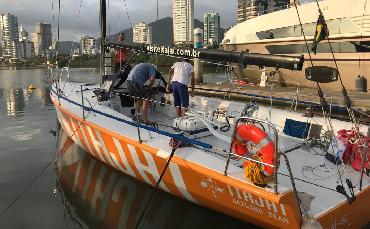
[{"xmin": 107, "ymin": 42, "xmax": 304, "ymax": 71}]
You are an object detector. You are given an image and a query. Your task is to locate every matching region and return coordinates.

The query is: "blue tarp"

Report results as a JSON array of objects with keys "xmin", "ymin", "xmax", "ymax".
[{"xmin": 283, "ymin": 119, "xmax": 311, "ymax": 139}]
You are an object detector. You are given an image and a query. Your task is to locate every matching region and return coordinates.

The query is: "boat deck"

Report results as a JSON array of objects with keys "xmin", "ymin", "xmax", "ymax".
[
  {"xmin": 54, "ymin": 81, "xmax": 370, "ymax": 220},
  {"xmin": 112, "ymin": 90, "xmax": 370, "ymax": 217}
]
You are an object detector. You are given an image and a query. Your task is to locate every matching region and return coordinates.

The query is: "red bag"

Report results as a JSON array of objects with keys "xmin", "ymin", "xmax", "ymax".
[
  {"xmin": 337, "ymin": 129, "xmax": 356, "ymax": 164},
  {"xmin": 351, "ymin": 137, "xmax": 370, "ymax": 171}
]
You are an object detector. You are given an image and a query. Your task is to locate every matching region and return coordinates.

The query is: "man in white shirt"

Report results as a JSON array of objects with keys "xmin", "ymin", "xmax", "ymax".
[{"xmin": 167, "ymin": 59, "xmax": 195, "ymax": 117}]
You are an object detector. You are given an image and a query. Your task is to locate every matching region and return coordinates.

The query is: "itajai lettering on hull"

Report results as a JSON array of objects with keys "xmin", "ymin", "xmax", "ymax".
[{"xmin": 227, "ymin": 185, "xmax": 289, "ymax": 224}]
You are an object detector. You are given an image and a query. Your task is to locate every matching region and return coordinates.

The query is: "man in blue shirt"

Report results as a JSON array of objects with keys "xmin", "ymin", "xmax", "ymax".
[{"xmin": 126, "ymin": 63, "xmax": 156, "ymax": 123}]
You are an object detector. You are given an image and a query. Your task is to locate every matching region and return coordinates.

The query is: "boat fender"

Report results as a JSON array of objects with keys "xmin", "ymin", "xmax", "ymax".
[{"xmin": 233, "ymin": 124, "xmax": 275, "ymax": 175}]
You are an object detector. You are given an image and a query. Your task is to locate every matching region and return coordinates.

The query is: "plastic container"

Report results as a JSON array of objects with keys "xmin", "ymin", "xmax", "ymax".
[{"xmin": 355, "ymin": 75, "xmax": 367, "ymax": 92}]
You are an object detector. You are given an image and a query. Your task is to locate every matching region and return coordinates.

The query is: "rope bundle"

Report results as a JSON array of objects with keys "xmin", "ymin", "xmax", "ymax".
[{"xmin": 243, "ymin": 155, "xmax": 272, "ymax": 185}]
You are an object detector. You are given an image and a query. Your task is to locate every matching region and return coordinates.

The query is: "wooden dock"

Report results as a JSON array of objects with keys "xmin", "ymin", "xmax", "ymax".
[{"xmin": 194, "ymin": 83, "xmax": 370, "ymax": 115}]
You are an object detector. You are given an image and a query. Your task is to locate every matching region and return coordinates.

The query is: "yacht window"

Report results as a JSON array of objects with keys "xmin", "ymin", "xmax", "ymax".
[
  {"xmin": 256, "ymin": 18, "xmax": 359, "ymax": 40},
  {"xmin": 265, "ymin": 41, "xmax": 360, "ymax": 54}
]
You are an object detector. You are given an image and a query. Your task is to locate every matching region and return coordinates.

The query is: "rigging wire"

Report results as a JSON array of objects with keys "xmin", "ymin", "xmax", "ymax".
[
  {"xmin": 121, "ymin": 0, "xmax": 132, "ymax": 28},
  {"xmin": 292, "ymin": 0, "xmax": 346, "ymax": 188},
  {"xmin": 313, "ymin": 0, "xmax": 360, "ymax": 128},
  {"xmin": 67, "ymin": 0, "xmax": 86, "ymax": 67},
  {"xmin": 359, "ymin": 0, "xmax": 368, "ymax": 81},
  {"xmin": 55, "ymin": 159, "xmax": 84, "ymax": 229},
  {"xmin": 312, "ymin": 1, "xmax": 368, "ymax": 185},
  {"xmin": 52, "ymin": 1, "xmax": 56, "ymax": 42},
  {"xmin": 107, "ymin": 0, "xmax": 111, "ymax": 36},
  {"xmin": 118, "ymin": 2, "xmax": 121, "ymax": 32},
  {"xmin": 58, "ymin": 0, "xmax": 61, "ymax": 42},
  {"xmin": 291, "ymin": 1, "xmax": 334, "ymax": 134}
]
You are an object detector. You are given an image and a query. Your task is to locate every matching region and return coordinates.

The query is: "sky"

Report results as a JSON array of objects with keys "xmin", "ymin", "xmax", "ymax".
[{"xmin": 0, "ymin": 0, "xmax": 237, "ymax": 41}]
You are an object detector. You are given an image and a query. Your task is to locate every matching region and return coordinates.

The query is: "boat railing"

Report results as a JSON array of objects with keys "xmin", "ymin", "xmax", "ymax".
[
  {"xmin": 223, "ymin": 116, "xmax": 303, "ymax": 215},
  {"xmin": 223, "ymin": 116, "xmax": 280, "ymax": 194},
  {"xmin": 269, "ymin": 79, "xmax": 300, "ymax": 111}
]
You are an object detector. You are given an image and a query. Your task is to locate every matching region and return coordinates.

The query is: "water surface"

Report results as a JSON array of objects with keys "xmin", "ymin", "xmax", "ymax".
[{"xmin": 0, "ymin": 68, "xmax": 256, "ymax": 228}]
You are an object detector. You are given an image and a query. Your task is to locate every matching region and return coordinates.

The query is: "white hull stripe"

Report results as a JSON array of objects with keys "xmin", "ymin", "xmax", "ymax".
[
  {"xmin": 69, "ymin": 118, "xmax": 87, "ymax": 152},
  {"xmin": 82, "ymin": 159, "xmax": 96, "ymax": 201},
  {"xmin": 86, "ymin": 126, "xmax": 107, "ymax": 163},
  {"xmin": 127, "ymin": 144, "xmax": 170, "ymax": 193},
  {"xmin": 94, "ymin": 129, "xmax": 117, "ymax": 169},
  {"xmin": 59, "ymin": 112, "xmax": 81, "ymax": 146},
  {"xmin": 57, "ymin": 106, "xmax": 198, "ymax": 202},
  {"xmin": 169, "ymin": 163, "xmax": 197, "ymax": 203},
  {"xmin": 78, "ymin": 122, "xmax": 95, "ymax": 156},
  {"xmin": 72, "ymin": 154, "xmax": 83, "ymax": 192},
  {"xmin": 112, "ymin": 137, "xmax": 136, "ymax": 177}
]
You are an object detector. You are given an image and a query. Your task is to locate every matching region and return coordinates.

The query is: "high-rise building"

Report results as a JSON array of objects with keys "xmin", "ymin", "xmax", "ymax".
[
  {"xmin": 237, "ymin": 0, "xmax": 248, "ymax": 24},
  {"xmin": 203, "ymin": 11, "xmax": 221, "ymax": 46},
  {"xmin": 237, "ymin": 0, "xmax": 290, "ymax": 23},
  {"xmin": 268, "ymin": 0, "xmax": 291, "ymax": 13},
  {"xmin": 0, "ymin": 13, "xmax": 19, "ymax": 60},
  {"xmin": 173, "ymin": 0, "xmax": 194, "ymax": 45},
  {"xmin": 237, "ymin": 0, "xmax": 266, "ymax": 23},
  {"xmin": 18, "ymin": 25, "xmax": 35, "ymax": 59},
  {"xmin": 32, "ymin": 23, "xmax": 52, "ymax": 56},
  {"xmin": 19, "ymin": 25, "xmax": 28, "ymax": 42},
  {"xmin": 132, "ymin": 22, "xmax": 152, "ymax": 44},
  {"xmin": 80, "ymin": 36, "xmax": 96, "ymax": 55}
]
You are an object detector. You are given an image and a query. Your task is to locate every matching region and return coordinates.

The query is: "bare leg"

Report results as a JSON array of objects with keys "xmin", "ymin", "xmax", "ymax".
[
  {"xmin": 135, "ymin": 99, "xmax": 142, "ymax": 116},
  {"xmin": 175, "ymin": 106, "xmax": 182, "ymax": 117},
  {"xmin": 142, "ymin": 99, "xmax": 149, "ymax": 122},
  {"xmin": 181, "ymin": 107, "xmax": 188, "ymax": 116}
]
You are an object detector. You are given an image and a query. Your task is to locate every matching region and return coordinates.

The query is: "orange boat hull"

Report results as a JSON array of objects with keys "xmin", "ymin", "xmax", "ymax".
[{"xmin": 52, "ymin": 97, "xmax": 370, "ymax": 229}]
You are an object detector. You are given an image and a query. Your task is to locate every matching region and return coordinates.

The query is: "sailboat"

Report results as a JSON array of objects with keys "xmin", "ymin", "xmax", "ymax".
[{"xmin": 50, "ymin": 0, "xmax": 370, "ymax": 228}]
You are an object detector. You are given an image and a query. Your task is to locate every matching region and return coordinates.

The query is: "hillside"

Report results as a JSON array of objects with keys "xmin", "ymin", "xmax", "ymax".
[
  {"xmin": 105, "ymin": 17, "xmax": 225, "ymax": 46},
  {"xmin": 58, "ymin": 41, "xmax": 80, "ymax": 54}
]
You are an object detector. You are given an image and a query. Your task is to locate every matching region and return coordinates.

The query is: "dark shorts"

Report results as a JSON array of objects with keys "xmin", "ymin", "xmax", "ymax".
[
  {"xmin": 127, "ymin": 80, "xmax": 148, "ymax": 99},
  {"xmin": 171, "ymin": 81, "xmax": 189, "ymax": 108}
]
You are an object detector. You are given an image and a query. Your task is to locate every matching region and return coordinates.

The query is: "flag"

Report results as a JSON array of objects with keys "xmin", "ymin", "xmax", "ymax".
[{"xmin": 311, "ymin": 13, "xmax": 329, "ymax": 55}]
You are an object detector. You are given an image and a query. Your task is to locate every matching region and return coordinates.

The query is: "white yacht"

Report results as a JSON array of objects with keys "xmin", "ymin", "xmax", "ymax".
[{"xmin": 223, "ymin": 0, "xmax": 370, "ymax": 91}]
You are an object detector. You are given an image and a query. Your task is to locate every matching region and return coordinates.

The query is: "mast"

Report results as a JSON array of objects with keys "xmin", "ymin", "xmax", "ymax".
[{"xmin": 100, "ymin": 0, "xmax": 107, "ymax": 83}]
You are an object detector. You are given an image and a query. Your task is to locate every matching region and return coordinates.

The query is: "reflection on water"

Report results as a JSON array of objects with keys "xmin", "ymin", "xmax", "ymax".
[
  {"xmin": 56, "ymin": 130, "xmax": 256, "ymax": 229},
  {"xmin": 0, "ymin": 68, "xmax": 253, "ymax": 228},
  {"xmin": 6, "ymin": 88, "xmax": 25, "ymax": 117},
  {"xmin": 0, "ymin": 69, "xmax": 53, "ymax": 118}
]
